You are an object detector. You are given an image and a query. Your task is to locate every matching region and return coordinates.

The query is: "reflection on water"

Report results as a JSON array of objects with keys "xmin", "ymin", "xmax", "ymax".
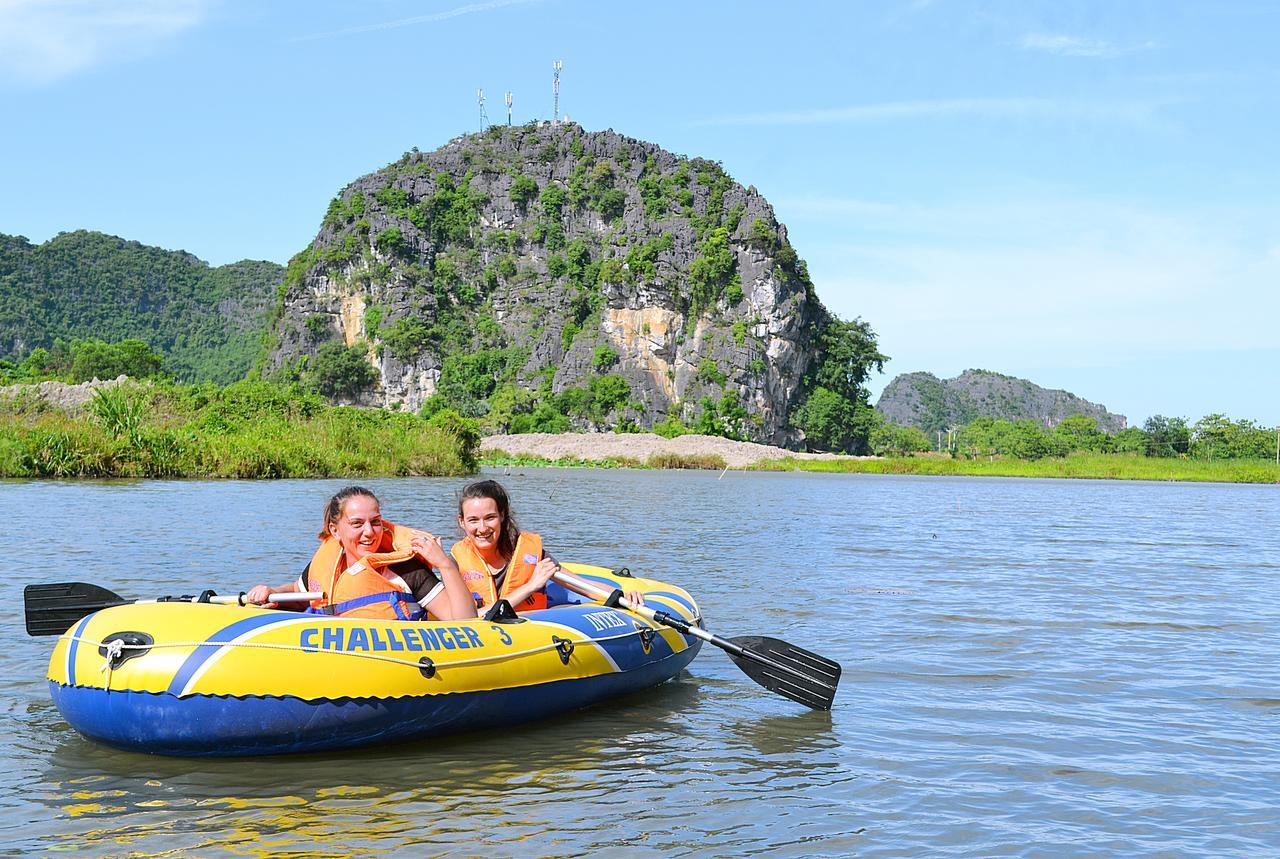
[{"xmin": 2, "ymin": 471, "xmax": 1279, "ymax": 855}]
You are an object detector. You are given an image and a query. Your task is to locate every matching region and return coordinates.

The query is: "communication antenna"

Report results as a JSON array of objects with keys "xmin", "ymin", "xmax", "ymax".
[
  {"xmin": 505, "ymin": 91, "xmax": 513, "ymax": 126},
  {"xmin": 552, "ymin": 60, "xmax": 562, "ymax": 124},
  {"xmin": 477, "ymin": 88, "xmax": 488, "ymax": 131}
]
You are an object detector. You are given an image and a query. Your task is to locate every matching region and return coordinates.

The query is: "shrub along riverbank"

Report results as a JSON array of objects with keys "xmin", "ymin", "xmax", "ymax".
[
  {"xmin": 480, "ymin": 447, "xmax": 1278, "ymax": 483},
  {"xmin": 0, "ymin": 380, "xmax": 479, "ymax": 478},
  {"xmin": 751, "ymin": 452, "xmax": 1280, "ymax": 484}
]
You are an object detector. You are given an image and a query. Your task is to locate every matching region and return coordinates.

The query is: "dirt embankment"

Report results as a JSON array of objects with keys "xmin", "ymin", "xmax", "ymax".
[
  {"xmin": 0, "ymin": 376, "xmax": 132, "ymax": 413},
  {"xmin": 480, "ymin": 432, "xmax": 871, "ymax": 469}
]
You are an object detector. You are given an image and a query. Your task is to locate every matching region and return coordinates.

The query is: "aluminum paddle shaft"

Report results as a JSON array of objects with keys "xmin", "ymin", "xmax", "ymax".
[{"xmin": 552, "ymin": 569, "xmax": 842, "ymax": 710}]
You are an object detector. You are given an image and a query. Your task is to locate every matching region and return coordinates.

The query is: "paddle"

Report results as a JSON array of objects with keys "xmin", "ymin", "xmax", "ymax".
[
  {"xmin": 23, "ymin": 582, "xmax": 322, "ymax": 637},
  {"xmin": 551, "ymin": 569, "xmax": 841, "ymax": 710}
]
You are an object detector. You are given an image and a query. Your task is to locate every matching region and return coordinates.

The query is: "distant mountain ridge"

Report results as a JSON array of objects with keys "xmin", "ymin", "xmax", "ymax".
[
  {"xmin": 0, "ymin": 230, "xmax": 283, "ymax": 383},
  {"xmin": 875, "ymin": 369, "xmax": 1127, "ymax": 435}
]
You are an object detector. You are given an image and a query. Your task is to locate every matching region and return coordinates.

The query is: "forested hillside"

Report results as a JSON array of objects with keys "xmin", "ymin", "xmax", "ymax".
[{"xmin": 0, "ymin": 231, "xmax": 282, "ymax": 383}]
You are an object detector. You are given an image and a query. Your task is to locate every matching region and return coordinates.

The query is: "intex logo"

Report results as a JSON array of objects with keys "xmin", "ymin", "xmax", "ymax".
[{"xmin": 584, "ymin": 611, "xmax": 628, "ymax": 632}]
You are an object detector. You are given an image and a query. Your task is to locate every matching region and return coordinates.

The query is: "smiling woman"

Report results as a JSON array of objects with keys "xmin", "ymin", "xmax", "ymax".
[
  {"xmin": 244, "ymin": 485, "xmax": 478, "ymax": 621},
  {"xmin": 452, "ymin": 478, "xmax": 646, "ymax": 613}
]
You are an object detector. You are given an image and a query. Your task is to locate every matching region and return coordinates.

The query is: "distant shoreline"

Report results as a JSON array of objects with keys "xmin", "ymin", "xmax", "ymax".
[
  {"xmin": 479, "ymin": 432, "xmax": 867, "ymax": 469},
  {"xmin": 480, "ymin": 433, "xmax": 1280, "ymax": 484}
]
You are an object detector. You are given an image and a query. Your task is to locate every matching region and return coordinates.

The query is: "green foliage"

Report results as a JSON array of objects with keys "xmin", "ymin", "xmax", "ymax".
[
  {"xmin": 509, "ymin": 401, "xmax": 571, "ymax": 434},
  {"xmin": 592, "ymin": 344, "xmax": 618, "ymax": 372},
  {"xmin": 419, "ymin": 172, "xmax": 486, "ymax": 247},
  {"xmin": 510, "ymin": 175, "xmax": 539, "ymax": 210},
  {"xmin": 308, "ymin": 343, "xmax": 378, "ymax": 398},
  {"xmin": 88, "ymin": 384, "xmax": 147, "ymax": 445},
  {"xmin": 306, "ymin": 314, "xmax": 330, "ymax": 340},
  {"xmin": 374, "ymin": 226, "xmax": 407, "ymax": 257},
  {"xmin": 1143, "ymin": 415, "xmax": 1191, "ymax": 457},
  {"xmin": 1110, "ymin": 427, "xmax": 1149, "ymax": 454},
  {"xmin": 868, "ymin": 413, "xmax": 931, "ymax": 456},
  {"xmin": 687, "ymin": 227, "xmax": 737, "ymax": 316},
  {"xmin": 0, "ymin": 231, "xmax": 281, "ymax": 384},
  {"xmin": 546, "ymin": 254, "xmax": 568, "ymax": 279},
  {"xmin": 1052, "ymin": 414, "xmax": 1108, "ymax": 452},
  {"xmin": 652, "ymin": 414, "xmax": 690, "ymax": 438},
  {"xmin": 64, "ymin": 338, "xmax": 165, "ymax": 383},
  {"xmin": 433, "ymin": 347, "xmax": 525, "ymax": 417},
  {"xmin": 794, "ymin": 387, "xmax": 877, "ymax": 452},
  {"xmin": 561, "ymin": 321, "xmax": 580, "ymax": 352},
  {"xmin": 732, "ymin": 321, "xmax": 747, "ymax": 345},
  {"xmin": 957, "ymin": 416, "xmax": 1067, "ymax": 460},
  {"xmin": 624, "ymin": 234, "xmax": 673, "ymax": 281},
  {"xmin": 696, "ymin": 358, "xmax": 726, "ymax": 386},
  {"xmin": 380, "ymin": 317, "xmax": 430, "ymax": 361},
  {"xmin": 1, "ymin": 378, "xmax": 477, "ymax": 478},
  {"xmin": 597, "ymin": 188, "xmax": 626, "ymax": 221},
  {"xmin": 809, "ymin": 317, "xmax": 886, "ymax": 404},
  {"xmin": 1190, "ymin": 414, "xmax": 1275, "ymax": 459}
]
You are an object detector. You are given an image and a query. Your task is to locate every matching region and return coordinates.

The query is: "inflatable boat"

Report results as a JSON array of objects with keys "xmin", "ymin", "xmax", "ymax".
[{"xmin": 40, "ymin": 564, "xmax": 703, "ymax": 756}]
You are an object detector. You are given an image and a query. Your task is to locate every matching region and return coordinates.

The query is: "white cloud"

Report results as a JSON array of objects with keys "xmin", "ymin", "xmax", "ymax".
[
  {"xmin": 1020, "ymin": 32, "xmax": 1156, "ymax": 58},
  {"xmin": 703, "ymin": 96, "xmax": 1167, "ymax": 127},
  {"xmin": 0, "ymin": 0, "xmax": 207, "ymax": 85},
  {"xmin": 288, "ymin": 0, "xmax": 540, "ymax": 43}
]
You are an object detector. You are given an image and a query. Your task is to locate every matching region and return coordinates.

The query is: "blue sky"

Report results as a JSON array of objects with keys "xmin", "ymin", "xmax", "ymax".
[{"xmin": 1, "ymin": 0, "xmax": 1276, "ymax": 427}]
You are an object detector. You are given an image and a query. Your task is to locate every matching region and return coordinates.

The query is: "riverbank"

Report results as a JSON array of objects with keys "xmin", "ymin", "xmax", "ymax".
[
  {"xmin": 0, "ymin": 380, "xmax": 478, "ymax": 478},
  {"xmin": 481, "ymin": 432, "xmax": 861, "ymax": 469},
  {"xmin": 482, "ymin": 433, "xmax": 1280, "ymax": 483}
]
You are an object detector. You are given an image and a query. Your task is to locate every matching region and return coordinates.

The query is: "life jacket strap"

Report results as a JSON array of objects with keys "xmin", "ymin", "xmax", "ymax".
[{"xmin": 326, "ymin": 591, "xmax": 425, "ymax": 621}]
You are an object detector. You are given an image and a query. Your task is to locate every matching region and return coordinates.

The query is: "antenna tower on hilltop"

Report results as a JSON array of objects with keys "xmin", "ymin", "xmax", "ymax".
[
  {"xmin": 477, "ymin": 89, "xmax": 488, "ymax": 131},
  {"xmin": 505, "ymin": 91, "xmax": 513, "ymax": 126},
  {"xmin": 552, "ymin": 60, "xmax": 563, "ymax": 123}
]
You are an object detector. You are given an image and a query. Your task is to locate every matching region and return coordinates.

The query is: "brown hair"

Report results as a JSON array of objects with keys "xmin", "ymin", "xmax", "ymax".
[
  {"xmin": 319, "ymin": 485, "xmax": 380, "ymax": 540},
  {"xmin": 457, "ymin": 479, "xmax": 520, "ymax": 559}
]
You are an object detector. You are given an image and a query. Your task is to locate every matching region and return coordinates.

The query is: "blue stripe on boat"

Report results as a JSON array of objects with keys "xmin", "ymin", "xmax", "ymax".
[
  {"xmin": 165, "ymin": 613, "xmax": 314, "ymax": 696},
  {"xmin": 519, "ymin": 607, "xmax": 676, "ymax": 671},
  {"xmin": 49, "ymin": 640, "xmax": 702, "ymax": 757},
  {"xmin": 65, "ymin": 615, "xmax": 94, "ymax": 686},
  {"xmin": 572, "ymin": 574, "xmax": 698, "ymax": 616}
]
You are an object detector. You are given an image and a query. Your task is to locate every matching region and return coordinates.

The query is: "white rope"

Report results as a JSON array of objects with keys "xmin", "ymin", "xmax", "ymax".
[{"xmin": 62, "ymin": 622, "xmax": 668, "ymax": 675}]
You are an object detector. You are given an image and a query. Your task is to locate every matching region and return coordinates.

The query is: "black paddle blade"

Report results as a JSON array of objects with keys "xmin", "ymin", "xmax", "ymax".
[
  {"xmin": 24, "ymin": 582, "xmax": 128, "ymax": 636},
  {"xmin": 727, "ymin": 635, "xmax": 842, "ymax": 710}
]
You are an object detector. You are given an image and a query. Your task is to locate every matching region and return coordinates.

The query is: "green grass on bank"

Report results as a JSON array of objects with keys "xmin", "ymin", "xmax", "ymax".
[
  {"xmin": 751, "ymin": 452, "xmax": 1280, "ymax": 484},
  {"xmin": 0, "ymin": 381, "xmax": 479, "ymax": 479}
]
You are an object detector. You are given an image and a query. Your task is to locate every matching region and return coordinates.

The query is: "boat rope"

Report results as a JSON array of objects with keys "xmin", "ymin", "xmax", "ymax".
[{"xmin": 63, "ymin": 622, "xmax": 674, "ymax": 679}]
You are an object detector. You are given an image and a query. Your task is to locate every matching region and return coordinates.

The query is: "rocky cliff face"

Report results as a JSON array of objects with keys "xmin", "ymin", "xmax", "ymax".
[
  {"xmin": 264, "ymin": 123, "xmax": 835, "ymax": 445},
  {"xmin": 876, "ymin": 369, "xmax": 1127, "ymax": 435}
]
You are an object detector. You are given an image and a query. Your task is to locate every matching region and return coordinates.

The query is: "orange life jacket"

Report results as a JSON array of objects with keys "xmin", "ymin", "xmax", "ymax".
[
  {"xmin": 307, "ymin": 521, "xmax": 426, "ymax": 621},
  {"xmin": 450, "ymin": 531, "xmax": 547, "ymax": 612}
]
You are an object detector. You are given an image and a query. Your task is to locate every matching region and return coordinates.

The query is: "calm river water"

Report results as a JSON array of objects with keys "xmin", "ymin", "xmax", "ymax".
[{"xmin": 1, "ymin": 469, "xmax": 1277, "ymax": 857}]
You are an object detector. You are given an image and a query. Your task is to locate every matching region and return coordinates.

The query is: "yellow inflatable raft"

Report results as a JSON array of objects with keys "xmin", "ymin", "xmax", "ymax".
[{"xmin": 44, "ymin": 564, "xmax": 702, "ymax": 756}]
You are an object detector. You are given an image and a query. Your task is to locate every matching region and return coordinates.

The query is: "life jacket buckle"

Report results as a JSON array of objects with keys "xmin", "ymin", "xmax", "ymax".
[{"xmin": 552, "ymin": 635, "xmax": 575, "ymax": 665}]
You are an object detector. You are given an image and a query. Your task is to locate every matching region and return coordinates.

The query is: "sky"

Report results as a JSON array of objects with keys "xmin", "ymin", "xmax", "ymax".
[{"xmin": 1, "ymin": 0, "xmax": 1277, "ymax": 427}]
